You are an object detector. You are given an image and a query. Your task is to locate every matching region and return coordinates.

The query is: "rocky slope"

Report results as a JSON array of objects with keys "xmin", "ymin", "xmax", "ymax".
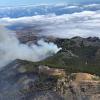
[{"xmin": 0, "ymin": 60, "xmax": 100, "ymax": 100}]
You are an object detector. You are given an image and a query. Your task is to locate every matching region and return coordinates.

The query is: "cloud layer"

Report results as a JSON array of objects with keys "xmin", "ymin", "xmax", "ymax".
[{"xmin": 1, "ymin": 10, "xmax": 100, "ymax": 38}]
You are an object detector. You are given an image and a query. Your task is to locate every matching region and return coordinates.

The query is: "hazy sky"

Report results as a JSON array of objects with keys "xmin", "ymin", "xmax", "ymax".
[{"xmin": 0, "ymin": 0, "xmax": 100, "ymax": 6}]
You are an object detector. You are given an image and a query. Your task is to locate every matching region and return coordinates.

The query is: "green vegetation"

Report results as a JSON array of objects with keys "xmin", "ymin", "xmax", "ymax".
[
  {"xmin": 39, "ymin": 38, "xmax": 100, "ymax": 76},
  {"xmin": 22, "ymin": 37, "xmax": 100, "ymax": 76},
  {"xmin": 39, "ymin": 52, "xmax": 100, "ymax": 76}
]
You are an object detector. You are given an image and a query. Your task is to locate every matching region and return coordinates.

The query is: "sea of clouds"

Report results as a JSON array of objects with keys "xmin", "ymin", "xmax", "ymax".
[{"xmin": 0, "ymin": 4, "xmax": 100, "ymax": 38}]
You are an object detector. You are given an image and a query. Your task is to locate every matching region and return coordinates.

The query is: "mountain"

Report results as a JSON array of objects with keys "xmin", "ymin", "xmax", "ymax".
[
  {"xmin": 41, "ymin": 37, "xmax": 100, "ymax": 75},
  {"xmin": 0, "ymin": 3, "xmax": 100, "ymax": 100},
  {"xmin": 0, "ymin": 59, "xmax": 99, "ymax": 100},
  {"xmin": 13, "ymin": 31, "xmax": 100, "ymax": 75},
  {"xmin": 0, "ymin": 32, "xmax": 100, "ymax": 100}
]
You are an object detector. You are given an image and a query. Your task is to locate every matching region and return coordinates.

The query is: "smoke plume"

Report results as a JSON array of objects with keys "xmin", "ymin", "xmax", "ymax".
[{"xmin": 0, "ymin": 26, "xmax": 61, "ymax": 68}]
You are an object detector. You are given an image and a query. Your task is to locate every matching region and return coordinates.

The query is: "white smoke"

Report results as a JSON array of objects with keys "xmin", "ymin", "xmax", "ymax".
[{"xmin": 0, "ymin": 26, "xmax": 61, "ymax": 68}]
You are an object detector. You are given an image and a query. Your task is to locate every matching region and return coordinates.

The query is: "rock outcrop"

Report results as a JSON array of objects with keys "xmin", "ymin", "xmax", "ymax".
[
  {"xmin": 54, "ymin": 73, "xmax": 100, "ymax": 100},
  {"xmin": 0, "ymin": 60, "xmax": 100, "ymax": 100},
  {"xmin": 38, "ymin": 65, "xmax": 66, "ymax": 77}
]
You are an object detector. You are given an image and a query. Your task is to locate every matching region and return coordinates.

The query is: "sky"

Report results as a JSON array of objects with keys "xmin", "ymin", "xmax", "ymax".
[{"xmin": 0, "ymin": 0, "xmax": 100, "ymax": 6}]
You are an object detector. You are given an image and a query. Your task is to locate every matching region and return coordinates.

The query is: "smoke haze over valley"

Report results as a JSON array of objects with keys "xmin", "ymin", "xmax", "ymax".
[{"xmin": 0, "ymin": 27, "xmax": 61, "ymax": 68}]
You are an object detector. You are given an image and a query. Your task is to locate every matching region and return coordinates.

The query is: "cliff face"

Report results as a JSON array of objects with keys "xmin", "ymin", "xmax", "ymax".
[
  {"xmin": 56, "ymin": 76, "xmax": 100, "ymax": 100},
  {"xmin": 0, "ymin": 61, "xmax": 100, "ymax": 100}
]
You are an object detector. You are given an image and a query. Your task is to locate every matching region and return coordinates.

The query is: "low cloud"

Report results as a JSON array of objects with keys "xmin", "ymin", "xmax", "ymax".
[{"xmin": 0, "ymin": 10, "xmax": 100, "ymax": 38}]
